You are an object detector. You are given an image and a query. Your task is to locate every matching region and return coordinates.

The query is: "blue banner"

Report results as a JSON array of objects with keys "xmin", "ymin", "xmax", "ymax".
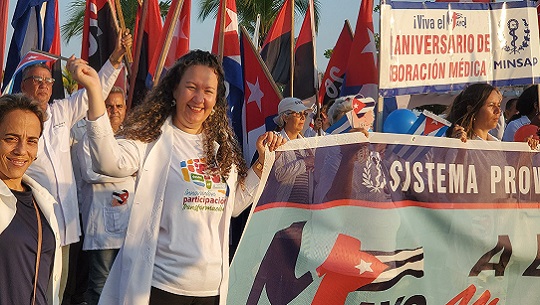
[{"xmin": 229, "ymin": 132, "xmax": 540, "ymax": 305}]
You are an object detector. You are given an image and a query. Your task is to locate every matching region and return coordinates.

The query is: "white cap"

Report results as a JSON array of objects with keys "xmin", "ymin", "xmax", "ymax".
[
  {"xmin": 277, "ymin": 97, "xmax": 309, "ymax": 114},
  {"xmin": 273, "ymin": 97, "xmax": 310, "ymax": 126}
]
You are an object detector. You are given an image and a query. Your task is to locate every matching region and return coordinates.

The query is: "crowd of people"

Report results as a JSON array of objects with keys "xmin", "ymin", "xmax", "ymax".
[{"xmin": 1, "ymin": 33, "xmax": 540, "ymax": 305}]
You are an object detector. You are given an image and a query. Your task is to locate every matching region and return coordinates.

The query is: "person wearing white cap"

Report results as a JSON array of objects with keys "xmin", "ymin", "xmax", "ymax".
[{"xmin": 272, "ymin": 97, "xmax": 315, "ymax": 203}]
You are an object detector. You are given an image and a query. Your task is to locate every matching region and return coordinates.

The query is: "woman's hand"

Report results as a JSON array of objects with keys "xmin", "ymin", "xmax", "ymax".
[
  {"xmin": 349, "ymin": 127, "xmax": 369, "ymax": 138},
  {"xmin": 526, "ymin": 136, "xmax": 539, "ymax": 150},
  {"xmin": 252, "ymin": 132, "xmax": 286, "ymax": 177},
  {"xmin": 450, "ymin": 124, "xmax": 467, "ymax": 143},
  {"xmin": 256, "ymin": 132, "xmax": 286, "ymax": 160},
  {"xmin": 67, "ymin": 56, "xmax": 99, "ymax": 88}
]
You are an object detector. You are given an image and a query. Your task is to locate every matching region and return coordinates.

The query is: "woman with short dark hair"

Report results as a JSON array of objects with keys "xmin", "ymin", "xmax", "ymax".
[{"xmin": 0, "ymin": 94, "xmax": 62, "ymax": 305}]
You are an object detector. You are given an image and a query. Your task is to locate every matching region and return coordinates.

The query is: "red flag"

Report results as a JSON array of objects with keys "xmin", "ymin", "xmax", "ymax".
[
  {"xmin": 319, "ymin": 21, "xmax": 353, "ymax": 106},
  {"xmin": 285, "ymin": 0, "xmax": 318, "ymax": 102},
  {"xmin": 149, "ymin": 0, "xmax": 190, "ymax": 85},
  {"xmin": 341, "ymin": 0, "xmax": 378, "ymax": 100},
  {"xmin": 260, "ymin": 0, "xmax": 293, "ymax": 86},
  {"xmin": 132, "ymin": 0, "xmax": 163, "ymax": 107},
  {"xmin": 0, "ymin": 0, "xmax": 9, "ymax": 79},
  {"xmin": 241, "ymin": 27, "xmax": 283, "ymax": 164}
]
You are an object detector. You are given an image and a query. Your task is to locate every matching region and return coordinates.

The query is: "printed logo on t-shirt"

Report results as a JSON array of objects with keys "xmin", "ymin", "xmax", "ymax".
[
  {"xmin": 180, "ymin": 158, "xmax": 227, "ymax": 193},
  {"xmin": 180, "ymin": 158, "xmax": 228, "ymax": 212}
]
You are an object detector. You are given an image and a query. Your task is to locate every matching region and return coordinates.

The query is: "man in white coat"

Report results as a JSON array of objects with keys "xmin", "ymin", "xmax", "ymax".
[{"xmin": 20, "ymin": 31, "xmax": 132, "ymax": 302}]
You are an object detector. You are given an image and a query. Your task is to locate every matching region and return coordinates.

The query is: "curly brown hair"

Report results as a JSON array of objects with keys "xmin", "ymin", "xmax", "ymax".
[
  {"xmin": 118, "ymin": 50, "xmax": 248, "ymax": 185},
  {"xmin": 445, "ymin": 83, "xmax": 500, "ymax": 139}
]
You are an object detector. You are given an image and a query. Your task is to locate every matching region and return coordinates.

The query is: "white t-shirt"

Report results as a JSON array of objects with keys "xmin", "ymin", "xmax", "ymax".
[{"xmin": 152, "ymin": 127, "xmax": 228, "ymax": 296}]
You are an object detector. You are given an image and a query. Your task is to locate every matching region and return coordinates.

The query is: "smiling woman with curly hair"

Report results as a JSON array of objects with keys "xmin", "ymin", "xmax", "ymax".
[{"xmin": 76, "ymin": 49, "xmax": 286, "ymax": 305}]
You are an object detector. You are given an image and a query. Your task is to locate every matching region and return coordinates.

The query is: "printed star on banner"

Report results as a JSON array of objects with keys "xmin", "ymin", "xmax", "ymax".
[
  {"xmin": 362, "ymin": 28, "xmax": 377, "ymax": 68},
  {"xmin": 247, "ymin": 77, "xmax": 264, "ymax": 112},
  {"xmin": 355, "ymin": 259, "xmax": 374, "ymax": 275}
]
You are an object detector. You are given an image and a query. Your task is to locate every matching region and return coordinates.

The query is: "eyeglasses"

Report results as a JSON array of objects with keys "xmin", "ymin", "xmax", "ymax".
[
  {"xmin": 286, "ymin": 111, "xmax": 309, "ymax": 118},
  {"xmin": 23, "ymin": 75, "xmax": 55, "ymax": 86}
]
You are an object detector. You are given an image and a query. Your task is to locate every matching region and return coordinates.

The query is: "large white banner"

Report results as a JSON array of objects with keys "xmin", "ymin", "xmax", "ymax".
[{"xmin": 379, "ymin": 1, "xmax": 540, "ymax": 97}]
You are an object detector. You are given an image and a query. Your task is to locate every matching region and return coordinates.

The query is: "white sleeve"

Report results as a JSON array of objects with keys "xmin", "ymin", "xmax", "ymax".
[{"xmin": 86, "ymin": 114, "xmax": 141, "ymax": 178}]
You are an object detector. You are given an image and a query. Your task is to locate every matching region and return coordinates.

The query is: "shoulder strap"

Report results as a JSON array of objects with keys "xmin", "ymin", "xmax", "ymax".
[{"xmin": 32, "ymin": 197, "xmax": 42, "ymax": 305}]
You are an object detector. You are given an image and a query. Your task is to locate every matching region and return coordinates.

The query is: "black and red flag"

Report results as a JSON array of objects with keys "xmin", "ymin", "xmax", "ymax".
[
  {"xmin": 48, "ymin": 0, "xmax": 64, "ymax": 99},
  {"xmin": 260, "ymin": 0, "xmax": 293, "ymax": 87},
  {"xmin": 240, "ymin": 26, "xmax": 282, "ymax": 165},
  {"xmin": 284, "ymin": 0, "xmax": 318, "ymax": 103},
  {"xmin": 318, "ymin": 20, "xmax": 353, "ymax": 106},
  {"xmin": 81, "ymin": 0, "xmax": 118, "ymax": 71},
  {"xmin": 131, "ymin": 0, "xmax": 163, "ymax": 107}
]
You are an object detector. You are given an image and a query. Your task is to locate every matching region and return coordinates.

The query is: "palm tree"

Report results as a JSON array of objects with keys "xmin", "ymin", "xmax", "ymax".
[
  {"xmin": 61, "ymin": 0, "xmax": 171, "ymax": 43},
  {"xmin": 62, "ymin": 66, "xmax": 79, "ymax": 96},
  {"xmin": 197, "ymin": 0, "xmax": 320, "ymax": 47}
]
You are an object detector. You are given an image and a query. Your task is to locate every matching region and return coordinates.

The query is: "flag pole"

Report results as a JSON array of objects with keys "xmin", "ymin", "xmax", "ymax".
[
  {"xmin": 289, "ymin": 0, "xmax": 294, "ymax": 97},
  {"xmin": 217, "ymin": 0, "xmax": 226, "ymax": 62},
  {"xmin": 127, "ymin": 0, "xmax": 149, "ymax": 110},
  {"xmin": 113, "ymin": 0, "xmax": 133, "ymax": 64},
  {"xmin": 153, "ymin": 0, "xmax": 185, "ymax": 87},
  {"xmin": 30, "ymin": 49, "xmax": 71, "ymax": 62},
  {"xmin": 253, "ymin": 14, "xmax": 261, "ymax": 49},
  {"xmin": 376, "ymin": 0, "xmax": 383, "ymax": 132}
]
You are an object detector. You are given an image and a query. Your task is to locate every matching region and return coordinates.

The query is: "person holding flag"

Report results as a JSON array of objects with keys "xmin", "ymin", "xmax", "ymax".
[
  {"xmin": 78, "ymin": 50, "xmax": 285, "ymax": 305},
  {"xmin": 19, "ymin": 30, "xmax": 132, "ymax": 301}
]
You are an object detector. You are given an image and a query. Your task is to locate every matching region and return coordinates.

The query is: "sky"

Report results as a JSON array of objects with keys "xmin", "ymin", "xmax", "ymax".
[{"xmin": 5, "ymin": 0, "xmax": 368, "ymax": 72}]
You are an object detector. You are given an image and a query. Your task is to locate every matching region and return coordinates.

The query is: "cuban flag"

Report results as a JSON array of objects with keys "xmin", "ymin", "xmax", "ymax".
[
  {"xmin": 148, "ymin": 0, "xmax": 190, "ymax": 86},
  {"xmin": 312, "ymin": 234, "xmax": 424, "ymax": 305},
  {"xmin": 341, "ymin": 0, "xmax": 378, "ymax": 100},
  {"xmin": 407, "ymin": 110, "xmax": 451, "ymax": 137},
  {"xmin": 2, "ymin": 50, "xmax": 58, "ymax": 95},
  {"xmin": 240, "ymin": 26, "xmax": 282, "ymax": 164},
  {"xmin": 212, "ymin": 0, "xmax": 244, "ymax": 146},
  {"xmin": 3, "ymin": 0, "xmax": 57, "ymax": 92},
  {"xmin": 324, "ymin": 95, "xmax": 375, "ymax": 134},
  {"xmin": 393, "ymin": 111, "xmax": 450, "ymax": 161}
]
